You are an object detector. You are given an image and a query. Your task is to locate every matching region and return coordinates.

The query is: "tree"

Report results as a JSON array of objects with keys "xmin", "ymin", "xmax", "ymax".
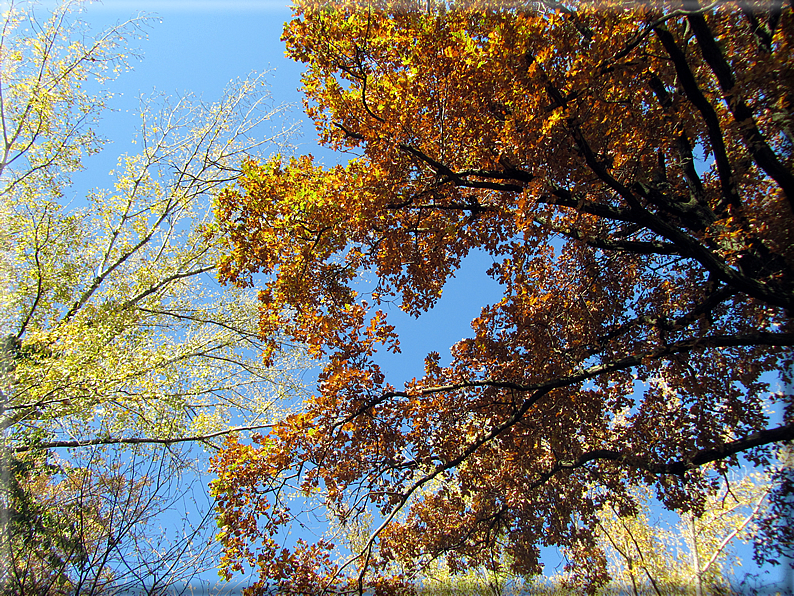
[
  {"xmin": 1, "ymin": 445, "xmax": 221, "ymax": 595},
  {"xmin": 0, "ymin": 0, "xmax": 299, "ymax": 591},
  {"xmin": 587, "ymin": 473, "xmax": 771, "ymax": 595},
  {"xmin": 211, "ymin": 1, "xmax": 794, "ymax": 594},
  {"xmin": 408, "ymin": 471, "xmax": 772, "ymax": 595}
]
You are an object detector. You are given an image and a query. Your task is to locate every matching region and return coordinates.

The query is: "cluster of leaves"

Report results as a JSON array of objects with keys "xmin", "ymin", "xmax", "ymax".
[
  {"xmin": 0, "ymin": 0, "xmax": 301, "ymax": 591},
  {"xmin": 212, "ymin": 0, "xmax": 794, "ymax": 594},
  {"xmin": 0, "ymin": 449, "xmax": 89, "ymax": 595}
]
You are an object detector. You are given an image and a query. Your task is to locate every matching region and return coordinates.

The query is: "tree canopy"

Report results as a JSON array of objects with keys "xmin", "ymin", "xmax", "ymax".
[
  {"xmin": 212, "ymin": 1, "xmax": 794, "ymax": 593},
  {"xmin": 0, "ymin": 1, "xmax": 300, "ymax": 591}
]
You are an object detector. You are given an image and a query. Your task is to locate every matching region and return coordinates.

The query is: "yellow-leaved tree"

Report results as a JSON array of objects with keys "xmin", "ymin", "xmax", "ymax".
[{"xmin": 0, "ymin": 0, "xmax": 302, "ymax": 592}]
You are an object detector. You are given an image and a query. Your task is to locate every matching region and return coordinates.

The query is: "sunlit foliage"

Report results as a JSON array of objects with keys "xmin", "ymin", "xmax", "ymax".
[
  {"xmin": 0, "ymin": 0, "xmax": 301, "ymax": 591},
  {"xmin": 213, "ymin": 1, "xmax": 793, "ymax": 593}
]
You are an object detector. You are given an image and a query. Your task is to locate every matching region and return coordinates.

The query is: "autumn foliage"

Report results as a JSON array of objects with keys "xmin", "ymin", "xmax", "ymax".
[{"xmin": 211, "ymin": 1, "xmax": 794, "ymax": 593}]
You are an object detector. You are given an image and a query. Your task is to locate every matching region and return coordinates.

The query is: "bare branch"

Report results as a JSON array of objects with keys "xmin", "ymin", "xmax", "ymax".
[{"xmin": 13, "ymin": 423, "xmax": 275, "ymax": 453}]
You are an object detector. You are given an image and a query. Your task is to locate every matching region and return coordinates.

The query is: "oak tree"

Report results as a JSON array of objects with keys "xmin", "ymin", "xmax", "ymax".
[{"xmin": 212, "ymin": 1, "xmax": 794, "ymax": 593}]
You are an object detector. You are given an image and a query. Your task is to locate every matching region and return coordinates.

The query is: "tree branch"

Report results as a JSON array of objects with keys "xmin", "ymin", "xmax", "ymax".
[
  {"xmin": 337, "ymin": 332, "xmax": 794, "ymax": 430},
  {"xmin": 653, "ymin": 24, "xmax": 741, "ymax": 214},
  {"xmin": 555, "ymin": 423, "xmax": 794, "ymax": 476},
  {"xmin": 687, "ymin": 12, "xmax": 794, "ymax": 207},
  {"xmin": 398, "ymin": 142, "xmax": 531, "ymax": 192},
  {"xmin": 13, "ymin": 423, "xmax": 274, "ymax": 453},
  {"xmin": 532, "ymin": 215, "xmax": 681, "ymax": 255}
]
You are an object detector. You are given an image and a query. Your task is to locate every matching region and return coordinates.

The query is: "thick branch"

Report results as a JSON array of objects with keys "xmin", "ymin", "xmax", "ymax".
[
  {"xmin": 338, "ymin": 332, "xmax": 794, "ymax": 430},
  {"xmin": 398, "ymin": 143, "xmax": 531, "ymax": 192},
  {"xmin": 564, "ymin": 108, "xmax": 791, "ymax": 310},
  {"xmin": 532, "ymin": 47, "xmax": 787, "ymax": 307},
  {"xmin": 533, "ymin": 216, "xmax": 681, "ymax": 255},
  {"xmin": 122, "ymin": 264, "xmax": 215, "ymax": 310},
  {"xmin": 343, "ymin": 366, "xmax": 794, "ymax": 594},
  {"xmin": 538, "ymin": 188, "xmax": 640, "ymax": 223},
  {"xmin": 687, "ymin": 12, "xmax": 794, "ymax": 207},
  {"xmin": 653, "ymin": 24, "xmax": 741, "ymax": 213},
  {"xmin": 63, "ymin": 202, "xmax": 174, "ymax": 322},
  {"xmin": 741, "ymin": 2, "xmax": 784, "ymax": 53},
  {"xmin": 557, "ymin": 422, "xmax": 794, "ymax": 476}
]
